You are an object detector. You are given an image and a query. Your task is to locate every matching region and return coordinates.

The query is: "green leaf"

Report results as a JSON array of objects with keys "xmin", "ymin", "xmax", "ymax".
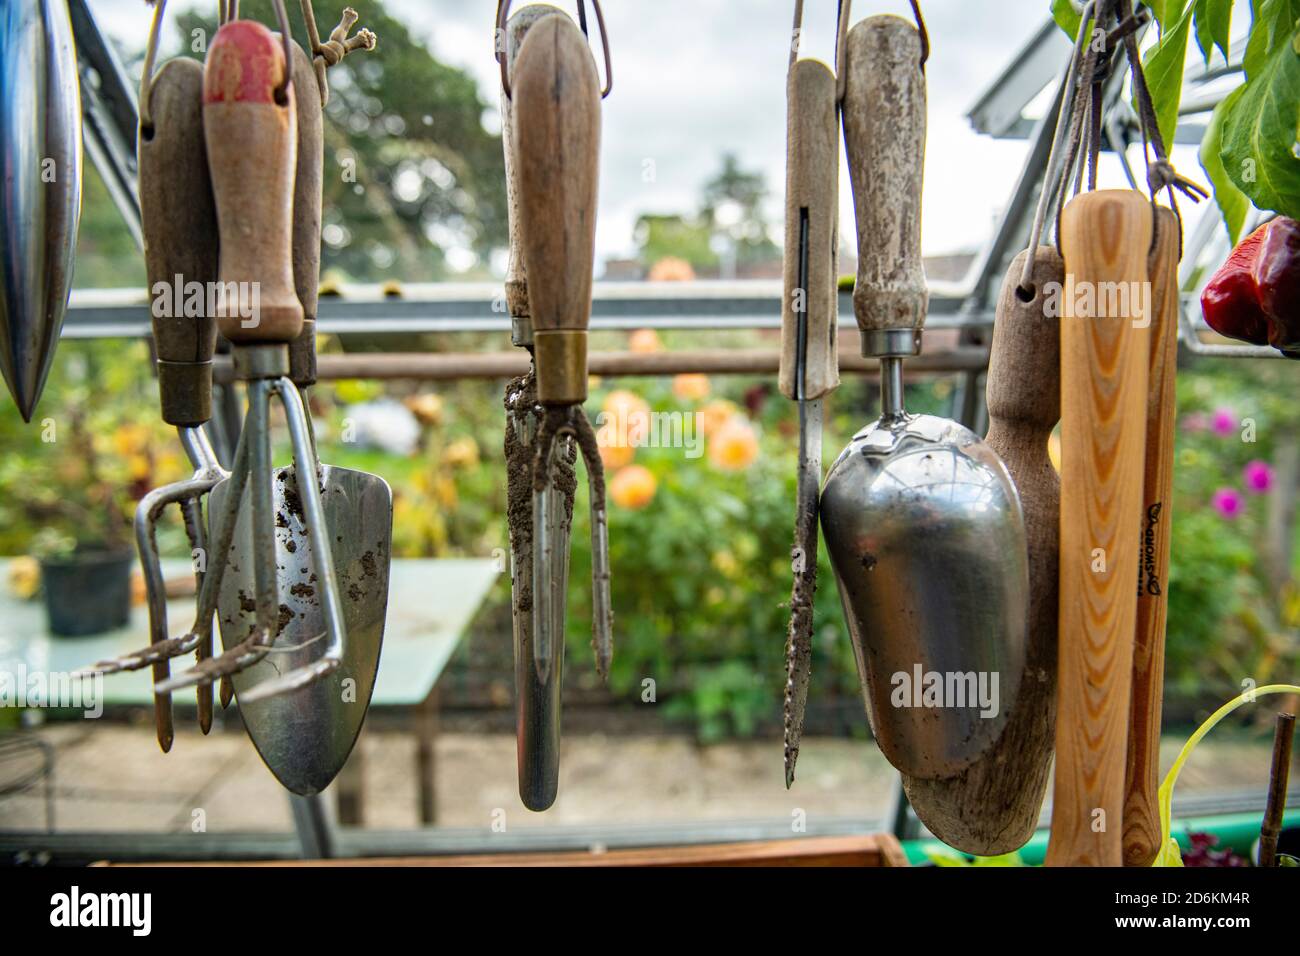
[
  {"xmin": 1244, "ymin": 0, "xmax": 1300, "ymax": 79},
  {"xmin": 1141, "ymin": 0, "xmax": 1197, "ymax": 150},
  {"xmin": 1201, "ymin": 84, "xmax": 1251, "ymax": 244},
  {"xmin": 1194, "ymin": 0, "xmax": 1235, "ymax": 64},
  {"xmin": 1149, "ymin": 0, "xmax": 1182, "ymax": 27},
  {"xmin": 1221, "ymin": 27, "xmax": 1300, "ymax": 220},
  {"xmin": 1051, "ymin": 0, "xmax": 1083, "ymax": 38}
]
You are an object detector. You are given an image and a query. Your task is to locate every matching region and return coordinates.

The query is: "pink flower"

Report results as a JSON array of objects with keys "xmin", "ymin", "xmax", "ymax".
[
  {"xmin": 1211, "ymin": 487, "xmax": 1243, "ymax": 518},
  {"xmin": 1211, "ymin": 408, "xmax": 1237, "ymax": 437},
  {"xmin": 1182, "ymin": 412, "xmax": 1209, "ymax": 433},
  {"xmin": 1243, "ymin": 460, "xmax": 1273, "ymax": 493}
]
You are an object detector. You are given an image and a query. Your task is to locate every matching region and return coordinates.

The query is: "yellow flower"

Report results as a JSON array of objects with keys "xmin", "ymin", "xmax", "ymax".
[
  {"xmin": 111, "ymin": 423, "xmax": 150, "ymax": 457},
  {"xmin": 708, "ymin": 417, "xmax": 759, "ymax": 471},
  {"xmin": 609, "ymin": 465, "xmax": 657, "ymax": 510},
  {"xmin": 405, "ymin": 392, "xmax": 444, "ymax": 427},
  {"xmin": 672, "ymin": 373, "xmax": 710, "ymax": 402},
  {"xmin": 444, "ymin": 436, "xmax": 480, "ymax": 469},
  {"xmin": 8, "ymin": 556, "xmax": 40, "ymax": 600},
  {"xmin": 699, "ymin": 400, "xmax": 738, "ymax": 438}
]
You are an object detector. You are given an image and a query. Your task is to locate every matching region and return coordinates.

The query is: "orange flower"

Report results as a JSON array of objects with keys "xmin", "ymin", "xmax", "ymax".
[
  {"xmin": 596, "ymin": 423, "xmax": 634, "ymax": 469},
  {"xmin": 600, "ymin": 389, "xmax": 650, "ymax": 445},
  {"xmin": 708, "ymin": 417, "xmax": 759, "ymax": 471},
  {"xmin": 609, "ymin": 465, "xmax": 657, "ymax": 509},
  {"xmin": 648, "ymin": 257, "xmax": 695, "ymax": 282},
  {"xmin": 627, "ymin": 328, "xmax": 662, "ymax": 353},
  {"xmin": 699, "ymin": 400, "xmax": 738, "ymax": 438},
  {"xmin": 672, "ymin": 373, "xmax": 710, "ymax": 402}
]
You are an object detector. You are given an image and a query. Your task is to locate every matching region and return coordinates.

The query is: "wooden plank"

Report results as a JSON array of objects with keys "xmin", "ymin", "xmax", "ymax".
[{"xmin": 108, "ymin": 834, "xmax": 908, "ymax": 867}]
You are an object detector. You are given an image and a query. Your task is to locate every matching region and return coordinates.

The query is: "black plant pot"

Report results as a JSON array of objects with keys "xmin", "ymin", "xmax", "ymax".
[{"xmin": 39, "ymin": 549, "xmax": 133, "ymax": 637}]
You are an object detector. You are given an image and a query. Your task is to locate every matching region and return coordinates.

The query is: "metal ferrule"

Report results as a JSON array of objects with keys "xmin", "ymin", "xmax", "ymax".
[
  {"xmin": 232, "ymin": 343, "xmax": 291, "ymax": 381},
  {"xmin": 533, "ymin": 330, "xmax": 588, "ymax": 405},
  {"xmin": 860, "ymin": 327, "xmax": 922, "ymax": 359}
]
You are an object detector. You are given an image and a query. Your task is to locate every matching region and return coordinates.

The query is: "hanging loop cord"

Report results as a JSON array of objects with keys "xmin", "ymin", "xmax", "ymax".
[
  {"xmin": 1016, "ymin": 0, "xmax": 1096, "ymax": 295},
  {"xmin": 787, "ymin": 0, "xmax": 853, "ymax": 102},
  {"xmin": 1114, "ymin": 0, "xmax": 1208, "ymax": 231},
  {"xmin": 139, "ymin": 0, "xmax": 169, "ymax": 133},
  {"xmin": 496, "ymin": 0, "xmax": 612, "ymax": 100},
  {"xmin": 297, "ymin": 2, "xmax": 377, "ymax": 109}
]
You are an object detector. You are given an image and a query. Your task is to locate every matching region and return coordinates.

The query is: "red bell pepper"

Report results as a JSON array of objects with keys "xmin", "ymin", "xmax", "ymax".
[{"xmin": 1201, "ymin": 217, "xmax": 1300, "ymax": 358}]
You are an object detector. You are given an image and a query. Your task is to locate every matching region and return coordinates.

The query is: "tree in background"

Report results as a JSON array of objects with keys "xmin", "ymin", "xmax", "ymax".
[
  {"xmin": 147, "ymin": 0, "xmax": 505, "ymax": 282},
  {"xmin": 634, "ymin": 152, "xmax": 779, "ymax": 278}
]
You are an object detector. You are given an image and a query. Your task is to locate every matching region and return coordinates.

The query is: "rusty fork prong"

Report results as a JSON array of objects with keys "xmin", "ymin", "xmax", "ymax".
[{"xmin": 529, "ymin": 406, "xmax": 613, "ymax": 682}]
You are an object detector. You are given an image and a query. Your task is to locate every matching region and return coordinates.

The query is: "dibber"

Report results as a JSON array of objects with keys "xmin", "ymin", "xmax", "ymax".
[
  {"xmin": 1046, "ymin": 189, "xmax": 1152, "ymax": 867},
  {"xmin": 1122, "ymin": 206, "xmax": 1180, "ymax": 867},
  {"xmin": 778, "ymin": 0, "xmax": 846, "ymax": 788}
]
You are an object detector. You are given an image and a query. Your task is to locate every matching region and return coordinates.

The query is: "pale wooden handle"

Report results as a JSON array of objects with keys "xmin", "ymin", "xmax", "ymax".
[
  {"xmin": 502, "ymin": 7, "xmax": 559, "ymax": 322},
  {"xmin": 139, "ymin": 57, "xmax": 218, "ymax": 425},
  {"xmin": 1122, "ymin": 206, "xmax": 1180, "ymax": 867},
  {"xmin": 288, "ymin": 41, "xmax": 322, "ymax": 386},
  {"xmin": 513, "ymin": 15, "xmax": 600, "ymax": 335},
  {"xmin": 1047, "ymin": 189, "xmax": 1153, "ymax": 867},
  {"xmin": 203, "ymin": 20, "xmax": 302, "ymax": 345},
  {"xmin": 842, "ymin": 15, "xmax": 927, "ymax": 349},
  {"xmin": 779, "ymin": 59, "xmax": 840, "ymax": 401}
]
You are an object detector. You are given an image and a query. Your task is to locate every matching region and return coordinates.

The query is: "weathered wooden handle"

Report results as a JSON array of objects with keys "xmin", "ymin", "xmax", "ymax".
[
  {"xmin": 288, "ymin": 41, "xmax": 322, "ymax": 387},
  {"xmin": 203, "ymin": 20, "xmax": 302, "ymax": 346},
  {"xmin": 902, "ymin": 246, "xmax": 1066, "ymax": 855},
  {"xmin": 512, "ymin": 13, "xmax": 600, "ymax": 404},
  {"xmin": 1047, "ymin": 189, "xmax": 1153, "ymax": 867},
  {"xmin": 779, "ymin": 59, "xmax": 840, "ymax": 401},
  {"xmin": 842, "ymin": 15, "xmax": 927, "ymax": 356},
  {"xmin": 502, "ymin": 6, "xmax": 560, "ymax": 333},
  {"xmin": 1122, "ymin": 206, "xmax": 1180, "ymax": 867},
  {"xmin": 140, "ymin": 57, "xmax": 218, "ymax": 426}
]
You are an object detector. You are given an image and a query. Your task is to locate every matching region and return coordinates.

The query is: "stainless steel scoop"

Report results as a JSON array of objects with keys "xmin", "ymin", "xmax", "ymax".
[{"xmin": 819, "ymin": 14, "xmax": 1027, "ymax": 781}]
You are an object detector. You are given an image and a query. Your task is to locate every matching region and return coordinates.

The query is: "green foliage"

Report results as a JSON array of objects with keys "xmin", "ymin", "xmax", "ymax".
[
  {"xmin": 0, "ymin": 341, "xmax": 178, "ymax": 556},
  {"xmin": 171, "ymin": 0, "xmax": 506, "ymax": 281},
  {"xmin": 928, "ymin": 849, "xmax": 1027, "ymax": 866},
  {"xmin": 1220, "ymin": 28, "xmax": 1300, "ymax": 222},
  {"xmin": 1164, "ymin": 361, "xmax": 1300, "ymax": 697},
  {"xmin": 1050, "ymin": 0, "xmax": 1300, "ymax": 230},
  {"xmin": 1201, "ymin": 85, "xmax": 1251, "ymax": 243}
]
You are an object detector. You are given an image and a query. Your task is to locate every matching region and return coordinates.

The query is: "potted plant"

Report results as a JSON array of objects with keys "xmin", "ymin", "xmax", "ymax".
[{"xmin": 0, "ymin": 343, "xmax": 173, "ymax": 637}]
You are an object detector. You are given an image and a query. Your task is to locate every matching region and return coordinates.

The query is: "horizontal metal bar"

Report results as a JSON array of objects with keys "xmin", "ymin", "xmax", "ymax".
[
  {"xmin": 64, "ymin": 281, "xmax": 992, "ymax": 339},
  {"xmin": 214, "ymin": 345, "xmax": 991, "ymax": 384}
]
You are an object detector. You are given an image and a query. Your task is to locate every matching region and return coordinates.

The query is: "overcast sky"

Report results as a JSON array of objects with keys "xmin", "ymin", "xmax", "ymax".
[{"xmin": 92, "ymin": 0, "xmax": 1129, "ymax": 272}]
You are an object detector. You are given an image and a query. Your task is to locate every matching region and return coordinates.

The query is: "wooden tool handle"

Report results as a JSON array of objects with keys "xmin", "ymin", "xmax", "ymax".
[
  {"xmin": 1047, "ymin": 189, "xmax": 1153, "ymax": 867},
  {"xmin": 1122, "ymin": 206, "xmax": 1180, "ymax": 867},
  {"xmin": 841, "ymin": 15, "xmax": 927, "ymax": 356},
  {"xmin": 502, "ymin": 6, "xmax": 560, "ymax": 328},
  {"xmin": 288, "ymin": 41, "xmax": 323, "ymax": 387},
  {"xmin": 779, "ymin": 59, "xmax": 840, "ymax": 401},
  {"xmin": 512, "ymin": 14, "xmax": 601, "ymax": 404},
  {"xmin": 203, "ymin": 20, "xmax": 302, "ymax": 346},
  {"xmin": 139, "ymin": 57, "xmax": 219, "ymax": 427}
]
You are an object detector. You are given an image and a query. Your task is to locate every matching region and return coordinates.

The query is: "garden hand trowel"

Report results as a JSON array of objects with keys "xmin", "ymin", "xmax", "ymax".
[
  {"xmin": 819, "ymin": 14, "xmax": 1028, "ymax": 781},
  {"xmin": 204, "ymin": 36, "xmax": 391, "ymax": 796}
]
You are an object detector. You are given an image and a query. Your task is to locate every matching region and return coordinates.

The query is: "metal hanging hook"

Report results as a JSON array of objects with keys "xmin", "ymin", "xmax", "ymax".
[{"xmin": 496, "ymin": 0, "xmax": 612, "ymax": 99}]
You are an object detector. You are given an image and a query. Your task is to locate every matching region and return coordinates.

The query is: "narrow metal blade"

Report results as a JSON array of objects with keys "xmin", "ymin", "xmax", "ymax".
[{"xmin": 785, "ymin": 397, "xmax": 822, "ymax": 787}]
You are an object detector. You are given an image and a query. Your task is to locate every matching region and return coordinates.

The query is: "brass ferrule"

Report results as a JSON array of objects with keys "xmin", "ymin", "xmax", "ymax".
[{"xmin": 533, "ymin": 330, "xmax": 588, "ymax": 405}]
